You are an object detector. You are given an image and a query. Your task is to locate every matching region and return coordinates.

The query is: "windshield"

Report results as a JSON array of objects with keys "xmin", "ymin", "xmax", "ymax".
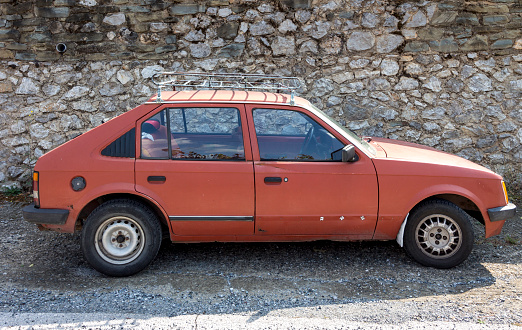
[{"xmin": 308, "ymin": 103, "xmax": 377, "ymax": 156}]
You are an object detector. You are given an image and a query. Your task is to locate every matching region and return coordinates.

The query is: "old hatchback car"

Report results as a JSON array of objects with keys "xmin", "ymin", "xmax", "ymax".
[{"xmin": 23, "ymin": 72, "xmax": 516, "ymax": 276}]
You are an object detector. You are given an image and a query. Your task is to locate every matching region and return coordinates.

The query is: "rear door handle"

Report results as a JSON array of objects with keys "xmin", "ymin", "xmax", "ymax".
[
  {"xmin": 264, "ymin": 177, "xmax": 282, "ymax": 183},
  {"xmin": 148, "ymin": 176, "xmax": 166, "ymax": 183}
]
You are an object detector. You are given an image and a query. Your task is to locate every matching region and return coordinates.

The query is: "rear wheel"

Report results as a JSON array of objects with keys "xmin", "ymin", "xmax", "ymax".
[
  {"xmin": 403, "ymin": 199, "xmax": 474, "ymax": 269},
  {"xmin": 81, "ymin": 199, "xmax": 162, "ymax": 276}
]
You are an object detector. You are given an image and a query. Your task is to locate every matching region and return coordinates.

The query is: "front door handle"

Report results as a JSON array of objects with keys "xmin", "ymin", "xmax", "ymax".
[
  {"xmin": 264, "ymin": 177, "xmax": 282, "ymax": 184},
  {"xmin": 148, "ymin": 176, "xmax": 166, "ymax": 183}
]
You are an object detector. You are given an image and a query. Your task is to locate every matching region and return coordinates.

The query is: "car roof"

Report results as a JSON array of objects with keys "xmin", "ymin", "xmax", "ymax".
[{"xmin": 146, "ymin": 90, "xmax": 309, "ymax": 107}]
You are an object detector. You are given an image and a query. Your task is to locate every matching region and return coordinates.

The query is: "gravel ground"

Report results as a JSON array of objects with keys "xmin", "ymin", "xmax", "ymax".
[{"xmin": 0, "ymin": 201, "xmax": 520, "ymax": 329}]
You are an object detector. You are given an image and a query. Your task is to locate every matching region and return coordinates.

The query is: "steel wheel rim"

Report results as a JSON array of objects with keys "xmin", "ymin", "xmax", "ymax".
[
  {"xmin": 415, "ymin": 214, "xmax": 462, "ymax": 259},
  {"xmin": 94, "ymin": 216, "xmax": 145, "ymax": 265}
]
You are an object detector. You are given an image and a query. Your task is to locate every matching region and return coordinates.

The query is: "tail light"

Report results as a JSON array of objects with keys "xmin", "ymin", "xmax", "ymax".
[{"xmin": 32, "ymin": 171, "xmax": 40, "ymax": 208}]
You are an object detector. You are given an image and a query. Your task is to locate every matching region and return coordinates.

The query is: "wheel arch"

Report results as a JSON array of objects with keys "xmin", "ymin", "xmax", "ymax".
[
  {"xmin": 396, "ymin": 193, "xmax": 483, "ymax": 247},
  {"xmin": 411, "ymin": 194, "xmax": 484, "ymax": 225},
  {"xmin": 75, "ymin": 193, "xmax": 169, "ymax": 232}
]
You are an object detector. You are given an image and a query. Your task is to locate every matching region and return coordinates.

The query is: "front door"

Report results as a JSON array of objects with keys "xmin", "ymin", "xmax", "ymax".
[
  {"xmin": 135, "ymin": 105, "xmax": 255, "ymax": 237},
  {"xmin": 247, "ymin": 106, "xmax": 379, "ymax": 239}
]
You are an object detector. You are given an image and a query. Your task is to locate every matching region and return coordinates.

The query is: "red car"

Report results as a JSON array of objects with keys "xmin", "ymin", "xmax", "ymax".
[{"xmin": 23, "ymin": 73, "xmax": 516, "ymax": 276}]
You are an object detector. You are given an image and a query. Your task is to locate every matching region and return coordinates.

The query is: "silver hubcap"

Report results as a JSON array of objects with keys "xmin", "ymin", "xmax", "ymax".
[
  {"xmin": 415, "ymin": 214, "xmax": 462, "ymax": 259},
  {"xmin": 95, "ymin": 216, "xmax": 145, "ymax": 265}
]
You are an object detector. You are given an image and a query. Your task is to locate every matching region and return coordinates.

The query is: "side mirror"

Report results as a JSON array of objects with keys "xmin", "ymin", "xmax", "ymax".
[{"xmin": 342, "ymin": 145, "xmax": 359, "ymax": 162}]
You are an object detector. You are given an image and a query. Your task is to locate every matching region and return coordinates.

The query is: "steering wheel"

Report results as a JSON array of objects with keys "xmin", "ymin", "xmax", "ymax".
[{"xmin": 299, "ymin": 126, "xmax": 315, "ymax": 159}]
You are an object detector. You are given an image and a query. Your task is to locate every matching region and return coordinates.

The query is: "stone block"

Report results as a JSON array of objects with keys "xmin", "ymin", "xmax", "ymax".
[
  {"xmin": 128, "ymin": 44, "xmax": 156, "ymax": 53},
  {"xmin": 66, "ymin": 13, "xmax": 97, "ymax": 23},
  {"xmin": 429, "ymin": 38, "xmax": 459, "ymax": 52},
  {"xmin": 461, "ymin": 35, "xmax": 488, "ymax": 51},
  {"xmin": 281, "ymin": 0, "xmax": 311, "ymax": 9},
  {"xmin": 210, "ymin": 1, "xmax": 229, "ymax": 6},
  {"xmin": 404, "ymin": 41, "xmax": 429, "ymax": 52},
  {"xmin": 491, "ymin": 39, "xmax": 513, "ymax": 49},
  {"xmin": 150, "ymin": 22, "xmax": 168, "ymax": 33},
  {"xmin": 431, "ymin": 11, "xmax": 458, "ymax": 25},
  {"xmin": 271, "ymin": 36, "xmax": 295, "ymax": 56},
  {"xmin": 0, "ymin": 82, "xmax": 13, "ymax": 93},
  {"xmin": 217, "ymin": 22, "xmax": 239, "ymax": 40},
  {"xmin": 346, "ymin": 31, "xmax": 375, "ymax": 51},
  {"xmin": 95, "ymin": 6, "xmax": 121, "ymax": 14},
  {"xmin": 0, "ymin": 49, "xmax": 14, "ymax": 59},
  {"xmin": 4, "ymin": 3, "xmax": 32, "ymax": 15},
  {"xmin": 456, "ymin": 13, "xmax": 479, "ymax": 25},
  {"xmin": 54, "ymin": 0, "xmax": 77, "ymax": 6},
  {"xmin": 217, "ymin": 43, "xmax": 245, "ymax": 57},
  {"xmin": 131, "ymin": 23, "xmax": 148, "ymax": 33},
  {"xmin": 403, "ymin": 11, "xmax": 427, "ymax": 28},
  {"xmin": 250, "ymin": 21, "xmax": 275, "ymax": 36},
  {"xmin": 417, "ymin": 28, "xmax": 444, "ymax": 41},
  {"xmin": 103, "ymin": 13, "xmax": 126, "ymax": 26},
  {"xmin": 483, "ymin": 15, "xmax": 509, "ymax": 25},
  {"xmin": 36, "ymin": 7, "xmax": 70, "ymax": 18},
  {"xmin": 13, "ymin": 18, "xmax": 46, "ymax": 27},
  {"xmin": 170, "ymin": 4, "xmax": 205, "ymax": 15},
  {"xmin": 165, "ymin": 35, "xmax": 177, "ymax": 44},
  {"xmin": 376, "ymin": 34, "xmax": 404, "ymax": 53},
  {"xmin": 190, "ymin": 43, "xmax": 211, "ymax": 58},
  {"xmin": 54, "ymin": 32, "xmax": 104, "ymax": 43},
  {"xmin": 35, "ymin": 51, "xmax": 61, "ymax": 61},
  {"xmin": 0, "ymin": 29, "xmax": 20, "ymax": 41},
  {"xmin": 21, "ymin": 32, "xmax": 52, "ymax": 43},
  {"xmin": 136, "ymin": 53, "xmax": 166, "ymax": 60},
  {"xmin": 155, "ymin": 45, "xmax": 177, "ymax": 54},
  {"xmin": 466, "ymin": 4, "xmax": 509, "ymax": 13},
  {"xmin": 339, "ymin": 11, "xmax": 354, "ymax": 19},
  {"xmin": 120, "ymin": 6, "xmax": 150, "ymax": 13},
  {"xmin": 134, "ymin": 12, "xmax": 167, "ymax": 22},
  {"xmin": 6, "ymin": 43, "xmax": 27, "ymax": 50},
  {"xmin": 14, "ymin": 52, "xmax": 36, "ymax": 61}
]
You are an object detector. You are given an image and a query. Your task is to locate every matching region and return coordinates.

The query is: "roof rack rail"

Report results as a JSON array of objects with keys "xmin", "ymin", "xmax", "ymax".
[{"xmin": 152, "ymin": 72, "xmax": 302, "ymax": 105}]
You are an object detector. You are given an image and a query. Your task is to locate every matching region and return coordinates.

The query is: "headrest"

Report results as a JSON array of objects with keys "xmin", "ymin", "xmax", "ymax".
[{"xmin": 145, "ymin": 120, "xmax": 160, "ymax": 130}]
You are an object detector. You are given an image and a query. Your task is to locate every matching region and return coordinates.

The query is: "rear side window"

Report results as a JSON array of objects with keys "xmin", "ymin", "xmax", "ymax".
[{"xmin": 140, "ymin": 107, "xmax": 245, "ymax": 160}]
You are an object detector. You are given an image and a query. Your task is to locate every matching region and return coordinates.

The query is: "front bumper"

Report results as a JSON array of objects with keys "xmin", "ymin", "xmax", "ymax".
[
  {"xmin": 23, "ymin": 203, "xmax": 69, "ymax": 225},
  {"xmin": 488, "ymin": 203, "xmax": 517, "ymax": 222}
]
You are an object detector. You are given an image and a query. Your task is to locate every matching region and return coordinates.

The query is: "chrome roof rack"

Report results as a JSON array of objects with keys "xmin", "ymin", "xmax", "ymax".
[{"xmin": 152, "ymin": 72, "xmax": 302, "ymax": 105}]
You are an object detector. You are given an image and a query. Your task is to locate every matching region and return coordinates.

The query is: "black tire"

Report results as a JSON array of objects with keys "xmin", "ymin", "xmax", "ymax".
[
  {"xmin": 81, "ymin": 199, "xmax": 162, "ymax": 277},
  {"xmin": 403, "ymin": 199, "xmax": 474, "ymax": 269}
]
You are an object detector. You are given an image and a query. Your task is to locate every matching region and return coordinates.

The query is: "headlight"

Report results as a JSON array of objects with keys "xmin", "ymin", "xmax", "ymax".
[{"xmin": 502, "ymin": 181, "xmax": 509, "ymax": 204}]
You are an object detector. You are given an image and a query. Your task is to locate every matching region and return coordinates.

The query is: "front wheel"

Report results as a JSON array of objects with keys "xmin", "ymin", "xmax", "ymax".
[
  {"xmin": 81, "ymin": 199, "xmax": 162, "ymax": 276},
  {"xmin": 403, "ymin": 199, "xmax": 474, "ymax": 269}
]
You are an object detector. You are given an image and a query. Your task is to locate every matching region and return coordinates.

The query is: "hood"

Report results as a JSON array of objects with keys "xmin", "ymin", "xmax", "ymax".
[{"xmin": 370, "ymin": 137, "xmax": 497, "ymax": 175}]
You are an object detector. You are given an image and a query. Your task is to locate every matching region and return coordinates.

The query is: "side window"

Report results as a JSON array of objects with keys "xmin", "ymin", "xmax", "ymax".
[
  {"xmin": 253, "ymin": 108, "xmax": 344, "ymax": 161},
  {"xmin": 171, "ymin": 108, "xmax": 244, "ymax": 160},
  {"xmin": 141, "ymin": 107, "xmax": 245, "ymax": 160},
  {"xmin": 141, "ymin": 110, "xmax": 169, "ymax": 159}
]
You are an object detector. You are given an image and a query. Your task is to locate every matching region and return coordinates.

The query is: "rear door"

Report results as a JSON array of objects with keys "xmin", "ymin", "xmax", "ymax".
[
  {"xmin": 135, "ymin": 104, "xmax": 255, "ymax": 237},
  {"xmin": 246, "ymin": 105, "xmax": 379, "ymax": 239}
]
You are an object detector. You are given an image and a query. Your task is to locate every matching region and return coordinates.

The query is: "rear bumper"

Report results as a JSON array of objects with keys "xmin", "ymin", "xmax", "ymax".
[
  {"xmin": 488, "ymin": 203, "xmax": 517, "ymax": 222},
  {"xmin": 23, "ymin": 203, "xmax": 69, "ymax": 225}
]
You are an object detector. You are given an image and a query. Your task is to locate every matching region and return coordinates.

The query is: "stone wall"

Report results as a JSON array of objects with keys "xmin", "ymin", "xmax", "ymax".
[{"xmin": 0, "ymin": 0, "xmax": 521, "ymax": 188}]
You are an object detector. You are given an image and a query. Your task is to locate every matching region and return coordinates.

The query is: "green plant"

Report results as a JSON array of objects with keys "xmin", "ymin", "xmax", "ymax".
[
  {"xmin": 505, "ymin": 235, "xmax": 519, "ymax": 245},
  {"xmin": 2, "ymin": 186, "xmax": 22, "ymax": 197}
]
